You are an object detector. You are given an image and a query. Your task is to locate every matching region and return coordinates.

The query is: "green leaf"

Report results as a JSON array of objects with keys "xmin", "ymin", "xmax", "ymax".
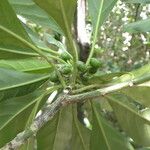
[
  {"xmin": 89, "ymin": 63, "xmax": 150, "ymax": 86},
  {"xmin": 90, "ymin": 101, "xmax": 133, "ymax": 150},
  {"xmin": 0, "ymin": 90, "xmax": 45, "ymax": 148},
  {"xmin": 88, "ymin": 72, "xmax": 125, "ymax": 84},
  {"xmin": 23, "ymin": 24, "xmax": 50, "ymax": 50},
  {"xmin": 0, "ymin": 0, "xmax": 37, "ymax": 58},
  {"xmin": 19, "ymin": 137, "xmax": 36, "ymax": 150},
  {"xmin": 22, "ymin": 25, "xmax": 62, "ymax": 57},
  {"xmin": 88, "ymin": 0, "xmax": 118, "ymax": 30},
  {"xmin": 0, "ymin": 58, "xmax": 52, "ymax": 73},
  {"xmin": 26, "ymin": 87, "xmax": 59, "ymax": 128},
  {"xmin": 44, "ymin": 33, "xmax": 66, "ymax": 51},
  {"xmin": 130, "ymin": 63, "xmax": 150, "ymax": 85},
  {"xmin": 70, "ymin": 105, "xmax": 90, "ymax": 150},
  {"xmin": 86, "ymin": 0, "xmax": 118, "ymax": 65},
  {"xmin": 37, "ymin": 106, "xmax": 72, "ymax": 150},
  {"xmin": 121, "ymin": 86, "xmax": 150, "ymax": 107},
  {"xmin": 24, "ymin": 24, "xmax": 66, "ymax": 54},
  {"xmin": 0, "ymin": 68, "xmax": 49, "ymax": 101},
  {"xmin": 9, "ymin": 0, "xmax": 63, "ymax": 34},
  {"xmin": 107, "ymin": 94, "xmax": 150, "ymax": 147},
  {"xmin": 112, "ymin": 63, "xmax": 150, "ymax": 85},
  {"xmin": 138, "ymin": 108, "xmax": 150, "ymax": 147},
  {"xmin": 34, "ymin": 0, "xmax": 76, "ymax": 37},
  {"xmin": 124, "ymin": 19, "xmax": 150, "ymax": 33},
  {"xmin": 137, "ymin": 148, "xmax": 150, "ymax": 150},
  {"xmin": 132, "ymin": 63, "xmax": 150, "ymax": 78},
  {"xmin": 126, "ymin": 0, "xmax": 150, "ymax": 4},
  {"xmin": 21, "ymin": 87, "xmax": 57, "ymax": 150},
  {"xmin": 25, "ymin": 101, "xmax": 46, "ymax": 139}
]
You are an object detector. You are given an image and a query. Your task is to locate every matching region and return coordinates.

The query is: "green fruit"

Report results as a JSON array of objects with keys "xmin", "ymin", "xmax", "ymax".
[
  {"xmin": 49, "ymin": 71, "xmax": 58, "ymax": 82},
  {"xmin": 89, "ymin": 67, "xmax": 97, "ymax": 74},
  {"xmin": 77, "ymin": 61, "xmax": 87, "ymax": 72},
  {"xmin": 61, "ymin": 65, "xmax": 72, "ymax": 75},
  {"xmin": 81, "ymin": 74, "xmax": 89, "ymax": 84},
  {"xmin": 60, "ymin": 52, "xmax": 71, "ymax": 61},
  {"xmin": 90, "ymin": 58, "xmax": 101, "ymax": 69},
  {"xmin": 82, "ymin": 74, "xmax": 88, "ymax": 81}
]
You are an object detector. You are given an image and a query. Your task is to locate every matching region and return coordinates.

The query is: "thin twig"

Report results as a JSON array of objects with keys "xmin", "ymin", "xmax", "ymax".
[
  {"xmin": 86, "ymin": 0, "xmax": 104, "ymax": 65},
  {"xmin": 59, "ymin": 0, "xmax": 79, "ymax": 86}
]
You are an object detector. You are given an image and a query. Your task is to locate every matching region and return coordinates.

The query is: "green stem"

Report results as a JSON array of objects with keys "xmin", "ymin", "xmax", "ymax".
[
  {"xmin": 86, "ymin": 0, "xmax": 104, "ymax": 65},
  {"xmin": 72, "ymin": 106, "xmax": 87, "ymax": 150},
  {"xmin": 0, "ymin": 25, "xmax": 66, "ymax": 88},
  {"xmin": 39, "ymin": 47, "xmax": 59, "ymax": 55},
  {"xmin": 68, "ymin": 73, "xmax": 150, "ymax": 102},
  {"xmin": 72, "ymin": 84, "xmax": 101, "ymax": 94},
  {"xmin": 39, "ymin": 47, "xmax": 68, "ymax": 64},
  {"xmin": 47, "ymin": 55, "xmax": 67, "ymax": 64},
  {"xmin": 60, "ymin": 0, "xmax": 78, "ymax": 86},
  {"xmin": 91, "ymin": 102, "xmax": 111, "ymax": 150}
]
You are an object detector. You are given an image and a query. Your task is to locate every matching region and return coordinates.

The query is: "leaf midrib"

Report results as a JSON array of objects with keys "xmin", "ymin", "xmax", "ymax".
[
  {"xmin": 92, "ymin": 102, "xmax": 111, "ymax": 150},
  {"xmin": 0, "ymin": 93, "xmax": 43, "ymax": 131},
  {"xmin": 0, "ymin": 74, "xmax": 49, "ymax": 91},
  {"xmin": 106, "ymin": 95, "xmax": 150, "ymax": 126},
  {"xmin": 73, "ymin": 107, "xmax": 87, "ymax": 150},
  {"xmin": 0, "ymin": 25, "xmax": 45, "ymax": 57},
  {"xmin": 52, "ymin": 110, "xmax": 62, "ymax": 150},
  {"xmin": 0, "ymin": 47, "xmax": 37, "ymax": 56}
]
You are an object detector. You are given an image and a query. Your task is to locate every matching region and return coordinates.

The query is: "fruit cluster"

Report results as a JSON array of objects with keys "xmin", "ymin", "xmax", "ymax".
[{"xmin": 49, "ymin": 52, "xmax": 101, "ymax": 84}]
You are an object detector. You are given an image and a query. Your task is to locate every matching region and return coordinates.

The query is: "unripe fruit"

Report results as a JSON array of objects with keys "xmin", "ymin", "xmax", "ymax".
[
  {"xmin": 77, "ymin": 61, "xmax": 87, "ymax": 72},
  {"xmin": 89, "ymin": 67, "xmax": 97, "ymax": 74},
  {"xmin": 49, "ymin": 71, "xmax": 58, "ymax": 82},
  {"xmin": 81, "ymin": 74, "xmax": 89, "ymax": 83},
  {"xmin": 90, "ymin": 58, "xmax": 101, "ymax": 69},
  {"xmin": 61, "ymin": 64, "xmax": 72, "ymax": 75},
  {"xmin": 60, "ymin": 52, "xmax": 71, "ymax": 62}
]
